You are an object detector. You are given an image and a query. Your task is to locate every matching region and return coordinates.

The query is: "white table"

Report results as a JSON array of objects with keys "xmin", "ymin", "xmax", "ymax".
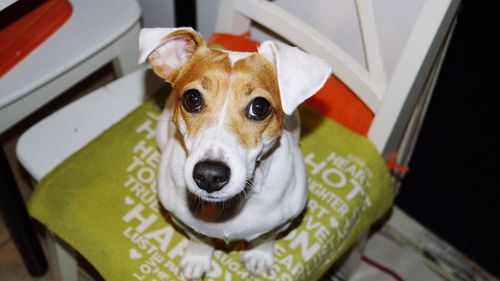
[
  {"xmin": 0, "ymin": 0, "xmax": 16, "ymax": 11},
  {"xmin": 0, "ymin": 0, "xmax": 141, "ymax": 276},
  {"xmin": 0, "ymin": 0, "xmax": 141, "ymax": 132}
]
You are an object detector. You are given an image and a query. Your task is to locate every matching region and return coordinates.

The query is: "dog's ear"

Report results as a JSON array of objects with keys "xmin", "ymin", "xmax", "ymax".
[
  {"xmin": 258, "ymin": 41, "xmax": 331, "ymax": 115},
  {"xmin": 139, "ymin": 27, "xmax": 205, "ymax": 82}
]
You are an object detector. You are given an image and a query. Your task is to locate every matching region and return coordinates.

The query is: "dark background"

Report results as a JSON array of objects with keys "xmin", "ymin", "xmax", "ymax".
[{"xmin": 395, "ymin": 0, "xmax": 499, "ymax": 277}]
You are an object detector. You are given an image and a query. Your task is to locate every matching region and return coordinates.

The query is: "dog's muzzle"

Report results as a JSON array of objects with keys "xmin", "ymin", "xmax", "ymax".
[{"xmin": 193, "ymin": 161, "xmax": 231, "ymax": 193}]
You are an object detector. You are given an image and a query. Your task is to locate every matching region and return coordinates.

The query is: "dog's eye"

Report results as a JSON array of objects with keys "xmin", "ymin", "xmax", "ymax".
[
  {"xmin": 247, "ymin": 97, "xmax": 272, "ymax": 121},
  {"xmin": 182, "ymin": 89, "xmax": 203, "ymax": 113}
]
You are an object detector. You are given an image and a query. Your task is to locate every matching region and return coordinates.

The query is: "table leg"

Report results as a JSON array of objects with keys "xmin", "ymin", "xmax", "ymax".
[
  {"xmin": 0, "ymin": 148, "xmax": 48, "ymax": 276},
  {"xmin": 174, "ymin": 0, "xmax": 197, "ymax": 28}
]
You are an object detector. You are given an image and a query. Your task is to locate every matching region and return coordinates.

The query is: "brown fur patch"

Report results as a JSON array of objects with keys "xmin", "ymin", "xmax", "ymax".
[
  {"xmin": 172, "ymin": 48, "xmax": 232, "ymax": 138},
  {"xmin": 227, "ymin": 54, "xmax": 283, "ymax": 148},
  {"xmin": 149, "ymin": 29, "xmax": 205, "ymax": 82},
  {"xmin": 170, "ymin": 49, "xmax": 283, "ymax": 148}
]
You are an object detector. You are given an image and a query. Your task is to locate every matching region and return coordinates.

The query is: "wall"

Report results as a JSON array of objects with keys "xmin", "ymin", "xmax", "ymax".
[{"xmin": 137, "ymin": 0, "xmax": 175, "ymax": 27}]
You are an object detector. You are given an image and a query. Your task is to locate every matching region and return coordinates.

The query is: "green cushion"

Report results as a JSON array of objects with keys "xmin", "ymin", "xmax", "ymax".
[{"xmin": 29, "ymin": 87, "xmax": 393, "ymax": 280}]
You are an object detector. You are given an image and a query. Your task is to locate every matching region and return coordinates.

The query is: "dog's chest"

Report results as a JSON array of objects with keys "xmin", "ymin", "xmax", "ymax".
[{"xmin": 178, "ymin": 196, "xmax": 290, "ymax": 241}]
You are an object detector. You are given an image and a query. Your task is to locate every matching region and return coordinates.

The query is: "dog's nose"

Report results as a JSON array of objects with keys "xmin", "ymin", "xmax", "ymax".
[{"xmin": 193, "ymin": 161, "xmax": 231, "ymax": 193}]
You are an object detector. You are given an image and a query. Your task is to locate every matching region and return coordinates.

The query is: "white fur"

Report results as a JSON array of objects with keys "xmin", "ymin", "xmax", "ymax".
[
  {"xmin": 138, "ymin": 27, "xmax": 195, "ymax": 64},
  {"xmin": 157, "ymin": 93, "xmax": 307, "ymax": 241},
  {"xmin": 258, "ymin": 41, "xmax": 331, "ymax": 115},
  {"xmin": 220, "ymin": 49, "xmax": 253, "ymax": 65},
  {"xmin": 140, "ymin": 27, "xmax": 331, "ymax": 279}
]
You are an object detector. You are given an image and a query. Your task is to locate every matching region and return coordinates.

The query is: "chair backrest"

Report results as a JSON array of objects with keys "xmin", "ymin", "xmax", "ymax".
[{"xmin": 215, "ymin": 0, "xmax": 460, "ymax": 157}]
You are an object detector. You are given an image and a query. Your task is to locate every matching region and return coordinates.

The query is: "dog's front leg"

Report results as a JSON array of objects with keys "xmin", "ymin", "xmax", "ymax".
[
  {"xmin": 241, "ymin": 237, "xmax": 275, "ymax": 276},
  {"xmin": 179, "ymin": 235, "xmax": 214, "ymax": 280}
]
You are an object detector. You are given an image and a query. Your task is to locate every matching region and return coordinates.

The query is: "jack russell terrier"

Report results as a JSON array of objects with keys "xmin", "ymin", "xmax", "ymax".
[{"xmin": 139, "ymin": 27, "xmax": 330, "ymax": 279}]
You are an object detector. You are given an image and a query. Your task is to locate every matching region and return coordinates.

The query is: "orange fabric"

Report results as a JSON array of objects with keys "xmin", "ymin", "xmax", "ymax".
[
  {"xmin": 208, "ymin": 31, "xmax": 260, "ymax": 53},
  {"xmin": 0, "ymin": 0, "xmax": 73, "ymax": 77},
  {"xmin": 208, "ymin": 32, "xmax": 374, "ymax": 136},
  {"xmin": 305, "ymin": 78, "xmax": 373, "ymax": 136},
  {"xmin": 385, "ymin": 152, "xmax": 410, "ymax": 173}
]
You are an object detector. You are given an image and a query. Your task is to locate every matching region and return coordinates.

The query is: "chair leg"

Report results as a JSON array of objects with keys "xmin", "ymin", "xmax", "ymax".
[
  {"xmin": 327, "ymin": 233, "xmax": 369, "ymax": 280},
  {"xmin": 0, "ymin": 148, "xmax": 48, "ymax": 276},
  {"xmin": 46, "ymin": 231, "xmax": 78, "ymax": 281},
  {"xmin": 174, "ymin": 0, "xmax": 197, "ymax": 28},
  {"xmin": 112, "ymin": 22, "xmax": 141, "ymax": 77}
]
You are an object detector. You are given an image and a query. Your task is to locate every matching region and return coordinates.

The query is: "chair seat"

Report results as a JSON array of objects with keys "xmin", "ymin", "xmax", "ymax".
[
  {"xmin": 0, "ymin": 0, "xmax": 140, "ymax": 133},
  {"xmin": 17, "ymin": 67, "xmax": 164, "ymax": 180},
  {"xmin": 17, "ymin": 33, "xmax": 395, "ymax": 280},
  {"xmin": 23, "ymin": 73, "xmax": 393, "ymax": 280}
]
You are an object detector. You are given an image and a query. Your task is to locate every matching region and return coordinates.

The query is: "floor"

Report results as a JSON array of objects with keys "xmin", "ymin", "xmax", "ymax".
[{"xmin": 0, "ymin": 64, "xmax": 115, "ymax": 281}]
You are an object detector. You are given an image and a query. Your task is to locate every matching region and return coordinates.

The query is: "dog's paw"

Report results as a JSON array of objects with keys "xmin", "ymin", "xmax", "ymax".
[
  {"xmin": 241, "ymin": 249, "xmax": 274, "ymax": 276},
  {"xmin": 179, "ymin": 253, "xmax": 211, "ymax": 280}
]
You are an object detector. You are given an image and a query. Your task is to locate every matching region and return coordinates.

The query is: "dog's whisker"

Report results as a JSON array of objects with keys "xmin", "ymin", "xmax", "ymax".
[
  {"xmin": 236, "ymin": 190, "xmax": 245, "ymax": 203},
  {"xmin": 193, "ymin": 200, "xmax": 199, "ymax": 216},
  {"xmin": 242, "ymin": 187, "xmax": 249, "ymax": 200},
  {"xmin": 217, "ymin": 201, "xmax": 226, "ymax": 218},
  {"xmin": 195, "ymin": 202, "xmax": 201, "ymax": 216},
  {"xmin": 242, "ymin": 177, "xmax": 255, "ymax": 200}
]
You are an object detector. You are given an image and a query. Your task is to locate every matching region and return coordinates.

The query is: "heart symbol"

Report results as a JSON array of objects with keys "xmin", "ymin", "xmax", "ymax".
[
  {"xmin": 124, "ymin": 196, "xmax": 135, "ymax": 205},
  {"xmin": 129, "ymin": 248, "xmax": 142, "ymax": 260},
  {"xmin": 330, "ymin": 217, "xmax": 339, "ymax": 228}
]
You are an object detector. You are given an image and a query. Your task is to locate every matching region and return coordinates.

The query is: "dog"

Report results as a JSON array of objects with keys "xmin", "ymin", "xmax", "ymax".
[{"xmin": 139, "ymin": 27, "xmax": 330, "ymax": 279}]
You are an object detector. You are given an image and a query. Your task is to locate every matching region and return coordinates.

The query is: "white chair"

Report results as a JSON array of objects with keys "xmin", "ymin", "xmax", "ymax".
[{"xmin": 16, "ymin": 0, "xmax": 460, "ymax": 279}]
